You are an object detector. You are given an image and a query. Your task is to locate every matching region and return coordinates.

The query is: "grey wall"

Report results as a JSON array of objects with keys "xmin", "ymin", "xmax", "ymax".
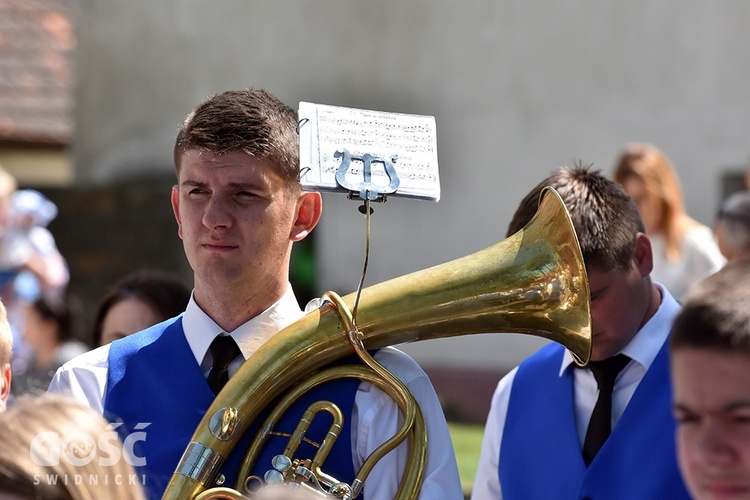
[{"xmin": 73, "ymin": 0, "xmax": 750, "ymax": 371}]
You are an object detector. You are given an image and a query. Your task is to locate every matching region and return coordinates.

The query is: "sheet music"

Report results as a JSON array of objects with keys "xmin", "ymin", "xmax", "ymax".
[{"xmin": 299, "ymin": 101, "xmax": 440, "ymax": 202}]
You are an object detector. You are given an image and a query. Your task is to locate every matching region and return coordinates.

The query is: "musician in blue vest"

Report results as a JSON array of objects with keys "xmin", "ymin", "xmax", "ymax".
[
  {"xmin": 472, "ymin": 167, "xmax": 691, "ymax": 499},
  {"xmin": 48, "ymin": 89, "xmax": 462, "ymax": 499}
]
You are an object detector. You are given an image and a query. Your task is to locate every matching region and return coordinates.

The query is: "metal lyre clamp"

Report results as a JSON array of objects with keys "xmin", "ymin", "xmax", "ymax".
[{"xmin": 334, "ymin": 148, "xmax": 400, "ymax": 204}]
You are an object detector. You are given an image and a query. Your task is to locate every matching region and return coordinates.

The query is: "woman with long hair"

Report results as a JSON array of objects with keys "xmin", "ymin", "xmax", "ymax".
[{"xmin": 613, "ymin": 143, "xmax": 725, "ymax": 299}]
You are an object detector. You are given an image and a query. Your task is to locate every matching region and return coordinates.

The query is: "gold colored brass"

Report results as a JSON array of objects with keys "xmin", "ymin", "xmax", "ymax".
[
  {"xmin": 237, "ymin": 364, "xmax": 426, "ymax": 499},
  {"xmin": 209, "ymin": 407, "xmax": 240, "ymax": 442},
  {"xmin": 163, "ymin": 186, "xmax": 592, "ymax": 500},
  {"xmin": 193, "ymin": 487, "xmax": 246, "ymax": 500}
]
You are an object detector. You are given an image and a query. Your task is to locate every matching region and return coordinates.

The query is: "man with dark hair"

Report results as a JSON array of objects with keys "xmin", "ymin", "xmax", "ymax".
[
  {"xmin": 714, "ymin": 190, "xmax": 750, "ymax": 263},
  {"xmin": 472, "ymin": 166, "xmax": 690, "ymax": 499},
  {"xmin": 670, "ymin": 257, "xmax": 750, "ymax": 500},
  {"xmin": 50, "ymin": 89, "xmax": 461, "ymax": 499}
]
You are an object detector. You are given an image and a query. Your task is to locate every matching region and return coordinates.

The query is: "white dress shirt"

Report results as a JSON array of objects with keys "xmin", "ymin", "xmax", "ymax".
[
  {"xmin": 471, "ymin": 284, "xmax": 680, "ymax": 500},
  {"xmin": 49, "ymin": 286, "xmax": 462, "ymax": 500}
]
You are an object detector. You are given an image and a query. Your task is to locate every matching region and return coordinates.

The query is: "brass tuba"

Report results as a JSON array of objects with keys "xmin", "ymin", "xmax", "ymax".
[{"xmin": 163, "ymin": 186, "xmax": 592, "ymax": 499}]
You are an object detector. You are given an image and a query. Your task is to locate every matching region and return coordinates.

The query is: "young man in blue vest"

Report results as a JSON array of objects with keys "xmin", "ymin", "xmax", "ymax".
[
  {"xmin": 49, "ymin": 89, "xmax": 461, "ymax": 499},
  {"xmin": 670, "ymin": 257, "xmax": 750, "ymax": 500},
  {"xmin": 472, "ymin": 167, "xmax": 691, "ymax": 499}
]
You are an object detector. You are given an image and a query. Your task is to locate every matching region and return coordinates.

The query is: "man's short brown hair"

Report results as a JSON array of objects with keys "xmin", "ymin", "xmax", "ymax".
[
  {"xmin": 173, "ymin": 89, "xmax": 300, "ymax": 185},
  {"xmin": 507, "ymin": 166, "xmax": 645, "ymax": 271},
  {"xmin": 671, "ymin": 257, "xmax": 750, "ymax": 352}
]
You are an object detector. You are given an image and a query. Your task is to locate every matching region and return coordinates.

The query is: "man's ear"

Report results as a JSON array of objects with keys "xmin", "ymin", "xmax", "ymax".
[
  {"xmin": 0, "ymin": 363, "xmax": 11, "ymax": 412},
  {"xmin": 634, "ymin": 232, "xmax": 654, "ymax": 277},
  {"xmin": 171, "ymin": 185, "xmax": 183, "ymax": 240},
  {"xmin": 290, "ymin": 192, "xmax": 322, "ymax": 242}
]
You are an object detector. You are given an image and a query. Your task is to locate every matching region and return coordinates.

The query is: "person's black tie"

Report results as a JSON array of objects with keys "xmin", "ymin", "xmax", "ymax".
[
  {"xmin": 582, "ymin": 354, "xmax": 631, "ymax": 466},
  {"xmin": 206, "ymin": 335, "xmax": 241, "ymax": 396}
]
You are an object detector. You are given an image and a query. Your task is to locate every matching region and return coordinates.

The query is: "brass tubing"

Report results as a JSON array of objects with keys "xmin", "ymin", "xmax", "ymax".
[{"xmin": 234, "ymin": 364, "xmax": 426, "ymax": 499}]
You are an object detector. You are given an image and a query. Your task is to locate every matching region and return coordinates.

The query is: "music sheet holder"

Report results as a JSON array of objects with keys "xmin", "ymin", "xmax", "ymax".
[
  {"xmin": 298, "ymin": 101, "xmax": 441, "ymax": 204},
  {"xmin": 297, "ymin": 101, "xmax": 441, "ymax": 320}
]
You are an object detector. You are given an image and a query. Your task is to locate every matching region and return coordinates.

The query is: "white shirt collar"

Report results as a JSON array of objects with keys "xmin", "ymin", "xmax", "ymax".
[
  {"xmin": 558, "ymin": 283, "xmax": 679, "ymax": 375},
  {"xmin": 183, "ymin": 285, "xmax": 305, "ymax": 366}
]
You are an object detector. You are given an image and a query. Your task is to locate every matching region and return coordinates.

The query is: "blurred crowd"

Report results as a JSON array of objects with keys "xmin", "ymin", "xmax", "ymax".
[{"xmin": 0, "ymin": 164, "xmax": 190, "ymax": 402}]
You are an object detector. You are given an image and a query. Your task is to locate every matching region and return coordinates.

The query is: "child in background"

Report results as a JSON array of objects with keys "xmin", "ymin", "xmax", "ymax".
[
  {"xmin": 0, "ymin": 167, "xmax": 69, "ymax": 373},
  {"xmin": 7, "ymin": 188, "xmax": 69, "ymax": 302}
]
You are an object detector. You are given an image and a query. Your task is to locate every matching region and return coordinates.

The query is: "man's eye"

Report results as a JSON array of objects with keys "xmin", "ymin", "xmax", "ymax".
[{"xmin": 674, "ymin": 412, "xmax": 699, "ymax": 425}]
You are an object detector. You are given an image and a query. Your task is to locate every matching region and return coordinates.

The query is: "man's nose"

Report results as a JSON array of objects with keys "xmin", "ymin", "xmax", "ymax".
[
  {"xmin": 698, "ymin": 421, "xmax": 737, "ymax": 467},
  {"xmin": 202, "ymin": 195, "xmax": 233, "ymax": 229}
]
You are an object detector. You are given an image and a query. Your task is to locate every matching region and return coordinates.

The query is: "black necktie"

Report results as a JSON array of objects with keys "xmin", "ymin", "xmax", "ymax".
[
  {"xmin": 206, "ymin": 335, "xmax": 241, "ymax": 396},
  {"xmin": 582, "ymin": 354, "xmax": 631, "ymax": 466}
]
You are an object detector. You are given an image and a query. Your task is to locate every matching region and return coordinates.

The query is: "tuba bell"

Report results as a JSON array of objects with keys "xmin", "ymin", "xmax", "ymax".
[{"xmin": 163, "ymin": 186, "xmax": 592, "ymax": 499}]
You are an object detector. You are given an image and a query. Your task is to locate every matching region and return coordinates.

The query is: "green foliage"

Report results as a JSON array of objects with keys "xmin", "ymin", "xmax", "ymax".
[{"xmin": 448, "ymin": 422, "xmax": 484, "ymax": 497}]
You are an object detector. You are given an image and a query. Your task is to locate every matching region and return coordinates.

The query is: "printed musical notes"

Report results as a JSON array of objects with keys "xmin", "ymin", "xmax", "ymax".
[{"xmin": 298, "ymin": 101, "xmax": 441, "ymax": 202}]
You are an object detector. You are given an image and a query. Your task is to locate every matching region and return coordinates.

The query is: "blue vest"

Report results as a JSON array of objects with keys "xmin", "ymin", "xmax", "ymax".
[
  {"xmin": 499, "ymin": 342, "xmax": 690, "ymax": 500},
  {"xmin": 105, "ymin": 317, "xmax": 359, "ymax": 499}
]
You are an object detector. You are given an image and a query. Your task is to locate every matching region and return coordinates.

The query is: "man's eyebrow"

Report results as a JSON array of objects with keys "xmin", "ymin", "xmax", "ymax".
[
  {"xmin": 180, "ymin": 179, "xmax": 204, "ymax": 187},
  {"xmin": 227, "ymin": 182, "xmax": 266, "ymax": 190},
  {"xmin": 723, "ymin": 400, "xmax": 750, "ymax": 412},
  {"xmin": 179, "ymin": 179, "xmax": 268, "ymax": 191},
  {"xmin": 673, "ymin": 400, "xmax": 750, "ymax": 413}
]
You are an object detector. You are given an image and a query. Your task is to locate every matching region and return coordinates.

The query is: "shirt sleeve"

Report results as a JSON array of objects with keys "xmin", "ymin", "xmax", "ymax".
[
  {"xmin": 47, "ymin": 344, "xmax": 111, "ymax": 414},
  {"xmin": 353, "ymin": 347, "xmax": 464, "ymax": 499},
  {"xmin": 470, "ymin": 367, "xmax": 517, "ymax": 500}
]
